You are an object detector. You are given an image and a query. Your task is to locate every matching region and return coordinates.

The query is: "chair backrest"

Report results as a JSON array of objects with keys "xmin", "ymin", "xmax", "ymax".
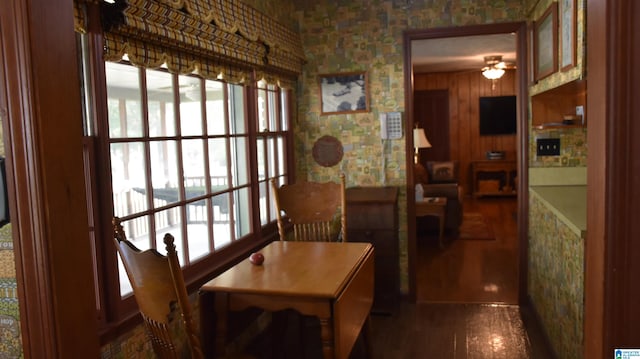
[
  {"xmin": 270, "ymin": 174, "xmax": 347, "ymax": 242},
  {"xmin": 112, "ymin": 217, "xmax": 203, "ymax": 359}
]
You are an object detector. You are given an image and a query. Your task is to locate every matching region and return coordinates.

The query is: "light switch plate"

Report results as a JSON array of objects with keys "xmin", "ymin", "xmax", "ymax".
[{"xmin": 537, "ymin": 138, "xmax": 561, "ymax": 156}]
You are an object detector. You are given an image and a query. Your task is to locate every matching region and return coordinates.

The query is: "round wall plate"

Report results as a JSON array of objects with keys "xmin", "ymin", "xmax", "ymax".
[{"xmin": 312, "ymin": 135, "xmax": 343, "ymax": 167}]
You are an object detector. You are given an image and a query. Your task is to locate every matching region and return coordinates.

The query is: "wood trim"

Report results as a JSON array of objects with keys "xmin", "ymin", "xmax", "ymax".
[
  {"xmin": 0, "ymin": 0, "xmax": 100, "ymax": 357},
  {"xmin": 403, "ymin": 22, "xmax": 528, "ymax": 303},
  {"xmin": 584, "ymin": 0, "xmax": 606, "ymax": 356},
  {"xmin": 586, "ymin": 0, "xmax": 640, "ymax": 357}
]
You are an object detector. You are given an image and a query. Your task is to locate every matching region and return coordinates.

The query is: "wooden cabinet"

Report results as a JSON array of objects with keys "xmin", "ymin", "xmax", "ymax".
[
  {"xmin": 346, "ymin": 186, "xmax": 398, "ymax": 314},
  {"xmin": 471, "ymin": 160, "xmax": 517, "ymax": 198}
]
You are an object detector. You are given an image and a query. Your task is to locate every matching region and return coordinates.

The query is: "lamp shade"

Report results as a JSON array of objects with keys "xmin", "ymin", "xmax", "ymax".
[
  {"xmin": 413, "ymin": 128, "xmax": 432, "ymax": 148},
  {"xmin": 482, "ymin": 68, "xmax": 505, "ymax": 80}
]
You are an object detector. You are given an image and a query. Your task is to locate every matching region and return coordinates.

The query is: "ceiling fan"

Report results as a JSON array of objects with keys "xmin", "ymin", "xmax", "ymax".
[{"xmin": 481, "ymin": 55, "xmax": 516, "ymax": 80}]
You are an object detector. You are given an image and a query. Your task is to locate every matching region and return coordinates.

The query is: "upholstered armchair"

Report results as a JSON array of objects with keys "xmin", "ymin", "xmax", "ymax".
[{"xmin": 414, "ymin": 161, "xmax": 464, "ymax": 234}]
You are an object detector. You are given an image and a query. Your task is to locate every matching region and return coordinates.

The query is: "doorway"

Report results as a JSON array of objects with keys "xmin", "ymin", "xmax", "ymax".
[{"xmin": 404, "ymin": 22, "xmax": 529, "ymax": 304}]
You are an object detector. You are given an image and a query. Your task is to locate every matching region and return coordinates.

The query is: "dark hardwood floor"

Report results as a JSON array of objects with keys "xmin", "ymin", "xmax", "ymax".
[
  {"xmin": 362, "ymin": 197, "xmax": 555, "ymax": 358},
  {"xmin": 417, "ymin": 197, "xmax": 519, "ymax": 304}
]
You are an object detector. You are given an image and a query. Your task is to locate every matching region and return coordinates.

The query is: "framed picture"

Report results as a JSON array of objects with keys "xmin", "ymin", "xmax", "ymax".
[
  {"xmin": 534, "ymin": 2, "xmax": 558, "ymax": 81},
  {"xmin": 560, "ymin": 0, "xmax": 577, "ymax": 71},
  {"xmin": 319, "ymin": 71, "xmax": 369, "ymax": 115}
]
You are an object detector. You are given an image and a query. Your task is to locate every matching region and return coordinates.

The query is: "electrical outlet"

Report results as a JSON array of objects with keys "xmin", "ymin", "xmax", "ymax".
[{"xmin": 536, "ymin": 138, "xmax": 561, "ymax": 156}]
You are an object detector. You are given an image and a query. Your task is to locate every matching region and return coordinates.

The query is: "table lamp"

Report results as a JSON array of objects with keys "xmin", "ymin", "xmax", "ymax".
[{"xmin": 413, "ymin": 127, "xmax": 431, "ymax": 164}]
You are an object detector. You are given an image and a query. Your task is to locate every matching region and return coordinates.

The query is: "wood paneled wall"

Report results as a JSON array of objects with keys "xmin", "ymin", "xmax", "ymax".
[{"xmin": 414, "ymin": 70, "xmax": 517, "ymax": 195}]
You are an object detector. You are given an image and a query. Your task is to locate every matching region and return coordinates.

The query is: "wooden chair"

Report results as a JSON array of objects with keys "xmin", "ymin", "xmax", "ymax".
[
  {"xmin": 270, "ymin": 173, "xmax": 347, "ymax": 242},
  {"xmin": 112, "ymin": 217, "xmax": 204, "ymax": 359}
]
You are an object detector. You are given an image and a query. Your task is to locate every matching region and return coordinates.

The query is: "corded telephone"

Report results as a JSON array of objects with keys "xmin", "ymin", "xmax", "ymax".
[{"xmin": 379, "ymin": 111, "xmax": 403, "ymax": 139}]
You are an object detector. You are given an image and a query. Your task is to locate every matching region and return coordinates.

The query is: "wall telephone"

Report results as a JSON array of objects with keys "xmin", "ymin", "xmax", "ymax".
[{"xmin": 380, "ymin": 111, "xmax": 403, "ymax": 139}]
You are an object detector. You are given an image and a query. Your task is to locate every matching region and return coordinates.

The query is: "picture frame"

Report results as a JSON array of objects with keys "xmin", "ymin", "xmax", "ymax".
[
  {"xmin": 534, "ymin": 2, "xmax": 558, "ymax": 81},
  {"xmin": 319, "ymin": 71, "xmax": 369, "ymax": 115},
  {"xmin": 560, "ymin": 0, "xmax": 577, "ymax": 71}
]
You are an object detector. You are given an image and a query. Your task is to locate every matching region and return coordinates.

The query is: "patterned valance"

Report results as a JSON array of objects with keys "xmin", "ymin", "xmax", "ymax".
[{"xmin": 97, "ymin": 0, "xmax": 304, "ymax": 82}]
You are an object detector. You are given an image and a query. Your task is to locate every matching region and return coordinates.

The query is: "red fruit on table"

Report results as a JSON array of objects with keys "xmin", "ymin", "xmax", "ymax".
[{"xmin": 249, "ymin": 252, "xmax": 264, "ymax": 265}]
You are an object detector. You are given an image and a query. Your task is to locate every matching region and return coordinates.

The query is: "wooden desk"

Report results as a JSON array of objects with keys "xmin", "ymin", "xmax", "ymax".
[
  {"xmin": 416, "ymin": 197, "xmax": 447, "ymax": 247},
  {"xmin": 200, "ymin": 241, "xmax": 374, "ymax": 359}
]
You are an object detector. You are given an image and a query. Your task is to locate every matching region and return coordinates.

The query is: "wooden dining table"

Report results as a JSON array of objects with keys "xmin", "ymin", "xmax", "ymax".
[{"xmin": 200, "ymin": 240, "xmax": 375, "ymax": 359}]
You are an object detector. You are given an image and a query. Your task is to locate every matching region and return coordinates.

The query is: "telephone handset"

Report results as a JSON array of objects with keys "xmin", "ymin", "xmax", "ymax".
[{"xmin": 380, "ymin": 111, "xmax": 403, "ymax": 139}]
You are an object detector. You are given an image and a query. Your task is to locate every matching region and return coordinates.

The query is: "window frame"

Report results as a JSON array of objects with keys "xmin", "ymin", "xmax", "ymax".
[{"xmin": 79, "ymin": 32, "xmax": 295, "ymax": 335}]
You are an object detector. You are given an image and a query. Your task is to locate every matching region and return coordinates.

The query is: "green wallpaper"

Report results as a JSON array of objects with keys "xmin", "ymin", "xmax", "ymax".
[
  {"xmin": 529, "ymin": 194, "xmax": 584, "ymax": 358},
  {"xmin": 0, "ymin": 120, "xmax": 22, "ymax": 358},
  {"xmin": 294, "ymin": 0, "xmax": 526, "ymax": 293},
  {"xmin": 531, "ymin": 127, "xmax": 587, "ymax": 167}
]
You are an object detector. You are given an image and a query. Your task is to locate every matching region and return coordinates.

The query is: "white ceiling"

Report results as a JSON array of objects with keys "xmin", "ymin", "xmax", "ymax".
[{"xmin": 411, "ymin": 33, "xmax": 517, "ymax": 73}]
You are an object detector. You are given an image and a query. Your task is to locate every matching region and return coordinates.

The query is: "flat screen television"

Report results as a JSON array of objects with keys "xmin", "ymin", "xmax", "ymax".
[{"xmin": 479, "ymin": 95, "xmax": 517, "ymax": 135}]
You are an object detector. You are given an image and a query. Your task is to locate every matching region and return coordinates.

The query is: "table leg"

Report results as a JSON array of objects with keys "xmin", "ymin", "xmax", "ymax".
[{"xmin": 319, "ymin": 317, "xmax": 335, "ymax": 359}]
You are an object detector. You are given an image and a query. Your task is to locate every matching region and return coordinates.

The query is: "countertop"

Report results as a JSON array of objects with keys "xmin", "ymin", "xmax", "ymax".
[{"xmin": 529, "ymin": 185, "xmax": 586, "ymax": 238}]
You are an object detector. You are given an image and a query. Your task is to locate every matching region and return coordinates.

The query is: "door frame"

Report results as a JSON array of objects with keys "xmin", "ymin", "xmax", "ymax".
[{"xmin": 403, "ymin": 22, "xmax": 529, "ymax": 303}]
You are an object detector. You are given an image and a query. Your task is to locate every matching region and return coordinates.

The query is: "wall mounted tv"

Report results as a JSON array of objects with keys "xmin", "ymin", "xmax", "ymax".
[{"xmin": 479, "ymin": 95, "xmax": 517, "ymax": 136}]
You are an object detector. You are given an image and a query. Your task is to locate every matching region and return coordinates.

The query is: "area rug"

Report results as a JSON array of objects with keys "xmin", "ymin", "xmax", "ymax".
[{"xmin": 458, "ymin": 212, "xmax": 494, "ymax": 240}]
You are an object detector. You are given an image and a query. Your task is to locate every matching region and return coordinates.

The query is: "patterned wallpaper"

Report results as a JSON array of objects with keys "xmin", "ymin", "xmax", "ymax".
[
  {"xmin": 294, "ymin": 0, "xmax": 526, "ymax": 293},
  {"xmin": 0, "ymin": 122, "xmax": 21, "ymax": 358},
  {"xmin": 528, "ymin": 194, "xmax": 584, "ymax": 358},
  {"xmin": 531, "ymin": 127, "xmax": 587, "ymax": 167}
]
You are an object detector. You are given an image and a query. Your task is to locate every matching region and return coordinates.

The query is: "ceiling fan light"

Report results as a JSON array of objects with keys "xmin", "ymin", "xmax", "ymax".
[{"xmin": 482, "ymin": 68, "xmax": 505, "ymax": 80}]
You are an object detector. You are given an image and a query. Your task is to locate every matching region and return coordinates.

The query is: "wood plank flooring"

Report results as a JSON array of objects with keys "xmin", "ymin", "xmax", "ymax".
[
  {"xmin": 361, "ymin": 197, "xmax": 554, "ymax": 358},
  {"xmin": 417, "ymin": 197, "xmax": 519, "ymax": 304}
]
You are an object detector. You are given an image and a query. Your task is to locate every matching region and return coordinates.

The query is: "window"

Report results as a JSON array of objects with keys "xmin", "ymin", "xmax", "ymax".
[
  {"xmin": 81, "ymin": 49, "xmax": 293, "ymax": 322},
  {"xmin": 256, "ymin": 80, "xmax": 290, "ymax": 226}
]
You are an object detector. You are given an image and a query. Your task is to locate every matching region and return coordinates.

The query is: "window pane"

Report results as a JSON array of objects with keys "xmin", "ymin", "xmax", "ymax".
[
  {"xmin": 234, "ymin": 187, "xmax": 251, "ymax": 239},
  {"xmin": 212, "ymin": 193, "xmax": 231, "ymax": 250},
  {"xmin": 111, "ymin": 142, "xmax": 148, "ymax": 217},
  {"xmin": 208, "ymin": 138, "xmax": 229, "ymax": 191},
  {"xmin": 231, "ymin": 136, "xmax": 249, "ymax": 186},
  {"xmin": 280, "ymin": 90, "xmax": 289, "ymax": 131},
  {"xmin": 268, "ymin": 89, "xmax": 277, "ymax": 131},
  {"xmin": 267, "ymin": 137, "xmax": 276, "ymax": 178},
  {"xmin": 205, "ymin": 80, "xmax": 225, "ymax": 135},
  {"xmin": 256, "ymin": 87, "xmax": 267, "ymax": 132},
  {"xmin": 277, "ymin": 137, "xmax": 286, "ymax": 176},
  {"xmin": 146, "ymin": 69, "xmax": 176, "ymax": 137},
  {"xmin": 179, "ymin": 76, "xmax": 203, "ymax": 136},
  {"xmin": 105, "ymin": 62, "xmax": 143, "ymax": 138},
  {"xmin": 150, "ymin": 140, "xmax": 179, "ymax": 207},
  {"xmin": 257, "ymin": 138, "xmax": 265, "ymax": 181},
  {"xmin": 187, "ymin": 215, "xmax": 210, "ymax": 261},
  {"xmin": 182, "ymin": 139, "xmax": 206, "ymax": 200},
  {"xmin": 259, "ymin": 181, "xmax": 268, "ymax": 225},
  {"xmin": 228, "ymin": 84, "xmax": 246, "ymax": 135}
]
